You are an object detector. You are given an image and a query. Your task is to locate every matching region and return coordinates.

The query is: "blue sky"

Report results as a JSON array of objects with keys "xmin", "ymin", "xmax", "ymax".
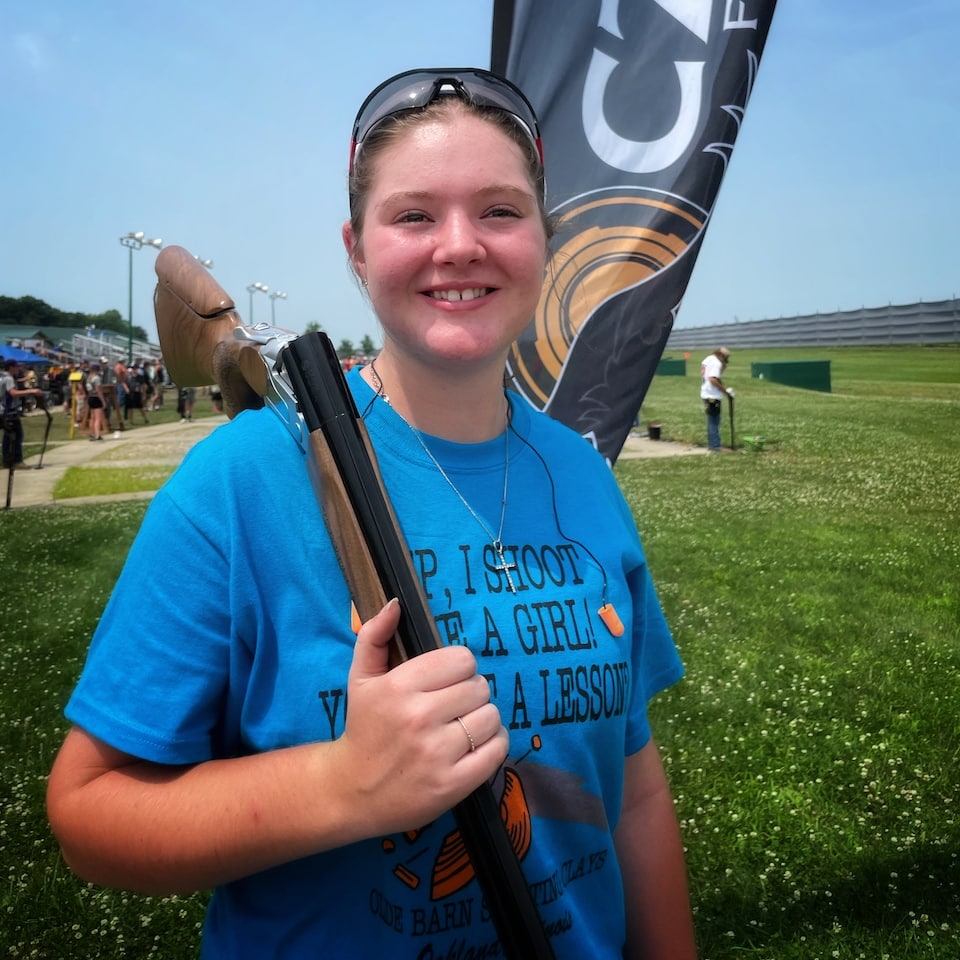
[{"xmin": 2, "ymin": 1, "xmax": 958, "ymax": 350}]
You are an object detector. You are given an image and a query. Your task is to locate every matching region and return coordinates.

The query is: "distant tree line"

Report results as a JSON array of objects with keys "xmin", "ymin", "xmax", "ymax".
[
  {"xmin": 0, "ymin": 295, "xmax": 149, "ymax": 341},
  {"xmin": 3, "ymin": 296, "xmax": 378, "ymax": 357},
  {"xmin": 303, "ymin": 320, "xmax": 377, "ymax": 360}
]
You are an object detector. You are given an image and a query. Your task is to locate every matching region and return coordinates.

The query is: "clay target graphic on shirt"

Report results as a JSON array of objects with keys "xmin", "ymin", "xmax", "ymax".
[{"xmin": 381, "ymin": 732, "xmax": 609, "ymax": 901}]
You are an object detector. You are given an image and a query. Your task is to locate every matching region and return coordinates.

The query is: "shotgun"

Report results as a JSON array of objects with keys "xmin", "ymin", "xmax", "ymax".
[{"xmin": 154, "ymin": 246, "xmax": 555, "ymax": 959}]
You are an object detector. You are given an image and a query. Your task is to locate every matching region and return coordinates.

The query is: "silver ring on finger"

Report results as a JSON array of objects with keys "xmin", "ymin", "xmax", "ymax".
[{"xmin": 456, "ymin": 715, "xmax": 477, "ymax": 753}]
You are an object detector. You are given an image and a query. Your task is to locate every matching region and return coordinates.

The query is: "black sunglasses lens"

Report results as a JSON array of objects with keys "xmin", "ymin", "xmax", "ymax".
[
  {"xmin": 354, "ymin": 76, "xmax": 439, "ymax": 142},
  {"xmin": 354, "ymin": 70, "xmax": 539, "ymax": 148}
]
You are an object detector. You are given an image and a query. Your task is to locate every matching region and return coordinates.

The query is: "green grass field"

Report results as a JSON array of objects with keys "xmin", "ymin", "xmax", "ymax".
[
  {"xmin": 1, "ymin": 346, "xmax": 957, "ymax": 957},
  {"xmin": 627, "ymin": 345, "xmax": 959, "ymax": 957}
]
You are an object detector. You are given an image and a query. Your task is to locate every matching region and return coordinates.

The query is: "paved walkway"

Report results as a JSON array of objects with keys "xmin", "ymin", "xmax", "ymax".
[
  {"xmin": 4, "ymin": 416, "xmax": 228, "ymax": 510},
  {"xmin": 4, "ymin": 419, "xmax": 704, "ymax": 510},
  {"xmin": 619, "ymin": 433, "xmax": 708, "ymax": 461}
]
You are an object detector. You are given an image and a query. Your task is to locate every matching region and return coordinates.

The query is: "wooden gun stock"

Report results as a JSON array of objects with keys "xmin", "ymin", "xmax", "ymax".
[{"xmin": 154, "ymin": 245, "xmax": 265, "ymax": 418}]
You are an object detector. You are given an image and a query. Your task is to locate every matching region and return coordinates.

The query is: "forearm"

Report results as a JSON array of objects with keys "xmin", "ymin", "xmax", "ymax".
[
  {"xmin": 615, "ymin": 741, "xmax": 697, "ymax": 960},
  {"xmin": 48, "ymin": 644, "xmax": 506, "ymax": 895},
  {"xmin": 47, "ymin": 728, "xmax": 364, "ymax": 895},
  {"xmin": 48, "ymin": 603, "xmax": 508, "ymax": 897}
]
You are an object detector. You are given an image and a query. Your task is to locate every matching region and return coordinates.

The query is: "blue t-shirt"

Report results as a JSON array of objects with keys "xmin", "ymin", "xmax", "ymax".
[{"xmin": 66, "ymin": 368, "xmax": 684, "ymax": 958}]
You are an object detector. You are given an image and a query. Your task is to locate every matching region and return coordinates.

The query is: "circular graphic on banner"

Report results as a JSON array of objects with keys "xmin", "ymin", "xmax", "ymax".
[{"xmin": 507, "ymin": 186, "xmax": 707, "ymax": 409}]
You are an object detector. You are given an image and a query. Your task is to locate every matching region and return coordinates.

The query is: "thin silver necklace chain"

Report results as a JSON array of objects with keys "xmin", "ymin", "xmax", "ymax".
[{"xmin": 368, "ymin": 360, "xmax": 518, "ymax": 593}]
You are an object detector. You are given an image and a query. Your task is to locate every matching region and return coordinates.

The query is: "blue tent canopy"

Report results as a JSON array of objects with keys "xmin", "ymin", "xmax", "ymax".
[{"xmin": 0, "ymin": 344, "xmax": 53, "ymax": 366}]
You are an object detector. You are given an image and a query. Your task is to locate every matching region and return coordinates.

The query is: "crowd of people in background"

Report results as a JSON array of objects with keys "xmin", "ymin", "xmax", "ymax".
[
  {"xmin": 4, "ymin": 348, "xmax": 377, "ymax": 450},
  {"xmin": 1, "ymin": 353, "xmax": 219, "ymax": 447},
  {"xmin": 58, "ymin": 357, "xmax": 166, "ymax": 437}
]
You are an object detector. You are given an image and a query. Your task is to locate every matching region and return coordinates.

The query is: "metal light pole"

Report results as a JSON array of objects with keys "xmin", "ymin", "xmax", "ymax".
[
  {"xmin": 269, "ymin": 290, "xmax": 287, "ymax": 324},
  {"xmin": 120, "ymin": 231, "xmax": 162, "ymax": 364},
  {"xmin": 246, "ymin": 282, "xmax": 269, "ymax": 322}
]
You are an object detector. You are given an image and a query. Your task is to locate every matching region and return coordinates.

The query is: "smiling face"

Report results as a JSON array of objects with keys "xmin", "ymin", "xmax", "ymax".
[{"xmin": 343, "ymin": 104, "xmax": 548, "ymax": 374}]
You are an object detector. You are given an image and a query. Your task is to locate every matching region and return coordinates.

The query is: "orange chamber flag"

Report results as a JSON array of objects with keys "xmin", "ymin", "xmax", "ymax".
[{"xmin": 491, "ymin": 0, "xmax": 778, "ymax": 463}]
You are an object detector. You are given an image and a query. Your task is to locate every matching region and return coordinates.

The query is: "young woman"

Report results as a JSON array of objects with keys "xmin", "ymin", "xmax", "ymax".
[
  {"xmin": 47, "ymin": 68, "xmax": 696, "ymax": 959},
  {"xmin": 85, "ymin": 362, "xmax": 106, "ymax": 441}
]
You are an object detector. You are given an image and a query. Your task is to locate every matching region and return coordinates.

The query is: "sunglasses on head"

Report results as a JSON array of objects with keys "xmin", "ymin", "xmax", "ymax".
[{"xmin": 350, "ymin": 67, "xmax": 544, "ymax": 177}]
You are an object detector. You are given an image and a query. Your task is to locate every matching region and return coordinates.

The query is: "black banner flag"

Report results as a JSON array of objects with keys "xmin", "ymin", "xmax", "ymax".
[{"xmin": 491, "ymin": 0, "xmax": 778, "ymax": 463}]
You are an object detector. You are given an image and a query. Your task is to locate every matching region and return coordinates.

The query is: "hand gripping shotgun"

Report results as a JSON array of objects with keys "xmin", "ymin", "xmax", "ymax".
[{"xmin": 154, "ymin": 246, "xmax": 555, "ymax": 960}]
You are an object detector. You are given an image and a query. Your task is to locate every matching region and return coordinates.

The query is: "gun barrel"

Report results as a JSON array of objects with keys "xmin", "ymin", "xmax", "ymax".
[{"xmin": 283, "ymin": 332, "xmax": 555, "ymax": 960}]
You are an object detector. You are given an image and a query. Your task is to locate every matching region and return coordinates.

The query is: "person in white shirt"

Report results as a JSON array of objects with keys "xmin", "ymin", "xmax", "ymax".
[{"xmin": 700, "ymin": 346, "xmax": 732, "ymax": 451}]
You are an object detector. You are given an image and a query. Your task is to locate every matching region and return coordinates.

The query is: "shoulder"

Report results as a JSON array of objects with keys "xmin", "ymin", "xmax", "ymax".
[
  {"xmin": 515, "ymin": 396, "xmax": 603, "ymax": 451},
  {"xmin": 510, "ymin": 396, "xmax": 618, "ymax": 487},
  {"xmin": 192, "ymin": 406, "xmax": 298, "ymax": 465},
  {"xmin": 165, "ymin": 407, "xmax": 306, "ymax": 504}
]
